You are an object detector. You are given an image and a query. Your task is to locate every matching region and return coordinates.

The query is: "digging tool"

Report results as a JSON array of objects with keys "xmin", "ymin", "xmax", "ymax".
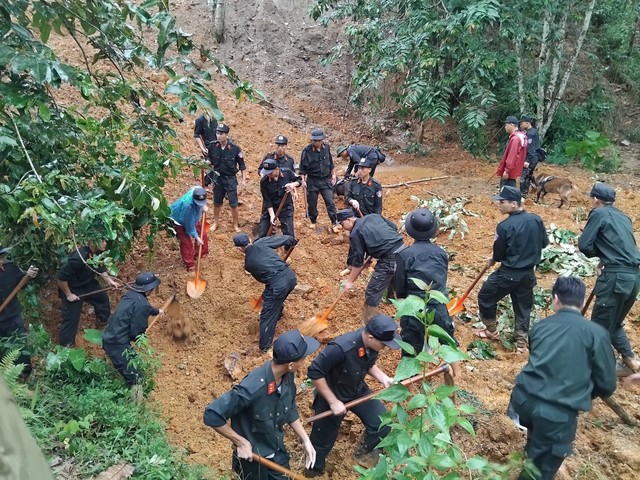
[
  {"xmin": 76, "ymin": 282, "xmax": 135, "ymax": 300},
  {"xmin": 581, "ymin": 287, "xmax": 595, "ymax": 316},
  {"xmin": 447, "ymin": 264, "xmax": 489, "ymax": 316},
  {"xmin": 266, "ymin": 192, "xmax": 290, "ymax": 237},
  {"xmin": 187, "ymin": 212, "xmax": 207, "ymax": 299},
  {"xmin": 302, "ymin": 185, "xmax": 309, "ymax": 219},
  {"xmin": 147, "ymin": 292, "xmax": 177, "ymax": 330},
  {"xmin": 249, "ymin": 247, "xmax": 296, "ymax": 311},
  {"xmin": 306, "ymin": 364, "xmax": 450, "ymax": 424},
  {"xmin": 0, "ymin": 274, "xmax": 31, "ymax": 315},
  {"xmin": 602, "ymin": 396, "xmax": 639, "ymax": 427},
  {"xmin": 251, "ymin": 453, "xmax": 305, "ymax": 480}
]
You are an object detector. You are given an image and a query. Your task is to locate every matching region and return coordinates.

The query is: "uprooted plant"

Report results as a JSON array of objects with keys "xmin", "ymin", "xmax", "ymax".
[
  {"xmin": 539, "ymin": 224, "xmax": 598, "ymax": 277},
  {"xmin": 402, "ymin": 195, "xmax": 480, "ymax": 239}
]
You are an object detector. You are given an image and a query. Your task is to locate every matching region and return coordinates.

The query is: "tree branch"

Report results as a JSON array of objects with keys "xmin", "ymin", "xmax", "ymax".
[{"xmin": 10, "ymin": 114, "xmax": 42, "ymax": 184}]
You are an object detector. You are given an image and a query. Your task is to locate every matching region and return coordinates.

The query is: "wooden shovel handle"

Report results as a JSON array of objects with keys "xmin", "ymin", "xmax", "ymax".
[
  {"xmin": 0, "ymin": 275, "xmax": 30, "ymax": 315},
  {"xmin": 306, "ymin": 364, "xmax": 450, "ymax": 423},
  {"xmin": 267, "ymin": 192, "xmax": 290, "ymax": 237},
  {"xmin": 582, "ymin": 287, "xmax": 596, "ymax": 316},
  {"xmin": 251, "ymin": 453, "xmax": 305, "ymax": 480},
  {"xmin": 194, "ymin": 211, "xmax": 206, "ymax": 282},
  {"xmin": 148, "ymin": 293, "xmax": 177, "ymax": 330},
  {"xmin": 461, "ymin": 264, "xmax": 489, "ymax": 300}
]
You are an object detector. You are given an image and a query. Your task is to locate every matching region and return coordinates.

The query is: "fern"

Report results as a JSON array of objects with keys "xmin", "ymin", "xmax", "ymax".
[{"xmin": 1, "ymin": 349, "xmax": 27, "ymax": 399}]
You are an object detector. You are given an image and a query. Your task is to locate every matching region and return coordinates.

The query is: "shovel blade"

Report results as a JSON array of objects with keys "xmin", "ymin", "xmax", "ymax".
[
  {"xmin": 447, "ymin": 297, "xmax": 465, "ymax": 316},
  {"xmin": 186, "ymin": 278, "xmax": 206, "ymax": 299},
  {"xmin": 299, "ymin": 315, "xmax": 328, "ymax": 336},
  {"xmin": 249, "ymin": 295, "xmax": 263, "ymax": 311}
]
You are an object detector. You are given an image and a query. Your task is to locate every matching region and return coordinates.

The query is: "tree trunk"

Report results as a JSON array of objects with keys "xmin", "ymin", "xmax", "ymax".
[
  {"xmin": 536, "ymin": 10, "xmax": 552, "ymax": 131},
  {"xmin": 211, "ymin": 0, "xmax": 225, "ymax": 44},
  {"xmin": 516, "ymin": 37, "xmax": 526, "ymax": 114}
]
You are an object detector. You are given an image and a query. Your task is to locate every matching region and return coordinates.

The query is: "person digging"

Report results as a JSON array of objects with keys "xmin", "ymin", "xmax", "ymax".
[{"xmin": 169, "ymin": 186, "xmax": 209, "ymax": 272}]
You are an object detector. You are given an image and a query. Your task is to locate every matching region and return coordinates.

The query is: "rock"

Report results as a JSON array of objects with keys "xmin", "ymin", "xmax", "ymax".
[
  {"xmin": 187, "ymin": 394, "xmax": 196, "ymax": 403},
  {"xmin": 621, "ymin": 139, "xmax": 631, "ymax": 146},
  {"xmin": 292, "ymin": 284, "xmax": 314, "ymax": 295}
]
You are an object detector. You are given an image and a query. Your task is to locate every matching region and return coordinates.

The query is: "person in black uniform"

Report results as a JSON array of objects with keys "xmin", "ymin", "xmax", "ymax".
[
  {"xmin": 518, "ymin": 115, "xmax": 541, "ymax": 196},
  {"xmin": 102, "ymin": 272, "xmax": 164, "ymax": 388},
  {"xmin": 208, "ymin": 123, "xmax": 247, "ymax": 233},
  {"xmin": 578, "ymin": 182, "xmax": 640, "ymax": 374},
  {"xmin": 508, "ymin": 276, "xmax": 616, "ymax": 480},
  {"xmin": 233, "ymin": 233, "xmax": 298, "ymax": 353},
  {"xmin": 304, "ymin": 314, "xmax": 399, "ymax": 477},
  {"xmin": 261, "ymin": 135, "xmax": 295, "ymax": 174},
  {"xmin": 299, "ymin": 128, "xmax": 338, "ymax": 231},
  {"xmin": 345, "ymin": 158, "xmax": 383, "ymax": 216},
  {"xmin": 0, "ymin": 245, "xmax": 38, "ymax": 377},
  {"xmin": 395, "ymin": 209, "xmax": 457, "ymax": 355},
  {"xmin": 337, "ymin": 209, "xmax": 405, "ymax": 324},
  {"xmin": 56, "ymin": 240, "xmax": 120, "ymax": 347},
  {"xmin": 194, "ymin": 112, "xmax": 218, "ymax": 158},
  {"xmin": 204, "ymin": 330, "xmax": 319, "ymax": 480},
  {"xmin": 258, "ymin": 159, "xmax": 301, "ymax": 239},
  {"xmin": 475, "ymin": 186, "xmax": 548, "ymax": 352},
  {"xmin": 337, "ymin": 144, "xmax": 386, "ymax": 178}
]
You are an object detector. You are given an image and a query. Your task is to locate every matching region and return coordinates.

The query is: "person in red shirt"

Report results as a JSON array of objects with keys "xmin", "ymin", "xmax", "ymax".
[{"xmin": 496, "ymin": 116, "xmax": 527, "ymax": 188}]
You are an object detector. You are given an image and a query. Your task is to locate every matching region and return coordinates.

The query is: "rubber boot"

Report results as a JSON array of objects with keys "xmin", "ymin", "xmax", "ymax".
[
  {"xmin": 360, "ymin": 304, "xmax": 378, "ymax": 326},
  {"xmin": 231, "ymin": 206, "xmax": 240, "ymax": 233},
  {"xmin": 211, "ymin": 205, "xmax": 221, "ymax": 232},
  {"xmin": 622, "ymin": 356, "xmax": 640, "ymax": 373}
]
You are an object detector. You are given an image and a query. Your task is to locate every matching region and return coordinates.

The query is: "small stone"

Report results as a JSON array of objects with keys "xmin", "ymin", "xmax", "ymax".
[
  {"xmin": 178, "ymin": 362, "xmax": 187, "ymax": 370},
  {"xmin": 293, "ymin": 284, "xmax": 314, "ymax": 295},
  {"xmin": 621, "ymin": 139, "xmax": 631, "ymax": 146},
  {"xmin": 188, "ymin": 394, "xmax": 196, "ymax": 403}
]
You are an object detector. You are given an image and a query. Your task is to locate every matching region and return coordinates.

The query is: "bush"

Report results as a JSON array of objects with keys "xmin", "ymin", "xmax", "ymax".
[{"xmin": 565, "ymin": 131, "xmax": 620, "ymax": 172}]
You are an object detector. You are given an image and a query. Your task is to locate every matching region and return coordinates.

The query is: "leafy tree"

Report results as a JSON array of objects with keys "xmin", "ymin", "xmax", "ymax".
[{"xmin": 0, "ymin": 0, "xmax": 256, "ymax": 273}]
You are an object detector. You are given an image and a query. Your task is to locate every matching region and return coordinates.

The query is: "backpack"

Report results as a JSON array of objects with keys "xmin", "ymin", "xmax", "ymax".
[{"xmin": 536, "ymin": 147, "xmax": 546, "ymax": 162}]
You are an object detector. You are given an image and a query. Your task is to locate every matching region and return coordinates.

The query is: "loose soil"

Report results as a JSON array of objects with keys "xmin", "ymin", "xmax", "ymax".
[{"xmin": 42, "ymin": 3, "xmax": 640, "ymax": 479}]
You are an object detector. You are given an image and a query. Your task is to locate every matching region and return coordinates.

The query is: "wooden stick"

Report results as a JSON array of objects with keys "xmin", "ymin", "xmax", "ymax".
[
  {"xmin": 581, "ymin": 287, "xmax": 595, "ymax": 316},
  {"xmin": 0, "ymin": 275, "xmax": 30, "ymax": 315},
  {"xmin": 251, "ymin": 453, "xmax": 305, "ymax": 480},
  {"xmin": 267, "ymin": 192, "xmax": 290, "ymax": 237},
  {"xmin": 147, "ymin": 293, "xmax": 176, "ymax": 330},
  {"xmin": 602, "ymin": 396, "xmax": 639, "ymax": 427},
  {"xmin": 382, "ymin": 175, "xmax": 451, "ymax": 189},
  {"xmin": 306, "ymin": 364, "xmax": 450, "ymax": 424}
]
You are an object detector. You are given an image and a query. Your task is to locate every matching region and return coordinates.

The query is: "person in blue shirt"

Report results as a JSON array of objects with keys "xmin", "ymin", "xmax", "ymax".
[{"xmin": 169, "ymin": 187, "xmax": 209, "ymax": 272}]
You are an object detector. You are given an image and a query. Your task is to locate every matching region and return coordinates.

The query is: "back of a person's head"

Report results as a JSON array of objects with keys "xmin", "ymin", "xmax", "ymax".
[{"xmin": 552, "ymin": 276, "xmax": 586, "ymax": 309}]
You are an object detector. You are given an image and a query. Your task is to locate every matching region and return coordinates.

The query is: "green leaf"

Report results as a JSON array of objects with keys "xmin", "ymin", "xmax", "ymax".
[
  {"xmin": 395, "ymin": 338, "xmax": 415, "ymax": 356},
  {"xmin": 68, "ymin": 348, "xmax": 87, "ymax": 372},
  {"xmin": 406, "ymin": 393, "xmax": 428, "ymax": 410},
  {"xmin": 434, "ymin": 384, "xmax": 458, "ymax": 400},
  {"xmin": 430, "ymin": 453, "xmax": 457, "ymax": 470},
  {"xmin": 394, "ymin": 356, "xmax": 423, "ymax": 381},
  {"xmin": 458, "ymin": 404, "xmax": 476, "ymax": 414},
  {"xmin": 376, "ymin": 384, "xmax": 411, "ymax": 402},
  {"xmin": 427, "ymin": 324, "xmax": 457, "ymax": 347},
  {"xmin": 428, "ymin": 289, "xmax": 449, "ymax": 305},
  {"xmin": 0, "ymin": 136, "xmax": 17, "ymax": 147},
  {"xmin": 409, "ymin": 276, "xmax": 430, "ymax": 291},
  {"xmin": 391, "ymin": 294, "xmax": 425, "ymax": 320},
  {"xmin": 437, "ymin": 345, "xmax": 469, "ymax": 363},
  {"xmin": 467, "ymin": 456, "xmax": 488, "ymax": 470},
  {"xmin": 458, "ymin": 417, "xmax": 475, "ymax": 435},
  {"xmin": 417, "ymin": 433, "xmax": 434, "ymax": 458},
  {"xmin": 82, "ymin": 329, "xmax": 103, "ymax": 346}
]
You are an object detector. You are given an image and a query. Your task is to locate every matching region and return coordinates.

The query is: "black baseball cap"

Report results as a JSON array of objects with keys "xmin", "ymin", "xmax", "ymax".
[
  {"xmin": 233, "ymin": 233, "xmax": 250, "ymax": 247},
  {"xmin": 192, "ymin": 186, "xmax": 207, "ymax": 206},
  {"xmin": 365, "ymin": 314, "xmax": 400, "ymax": 349},
  {"xmin": 260, "ymin": 159, "xmax": 279, "ymax": 176},
  {"xmin": 0, "ymin": 245, "xmax": 11, "ymax": 256},
  {"xmin": 358, "ymin": 158, "xmax": 372, "ymax": 168},
  {"xmin": 273, "ymin": 330, "xmax": 320, "ymax": 363},
  {"xmin": 504, "ymin": 116, "xmax": 519, "ymax": 125},
  {"xmin": 216, "ymin": 123, "xmax": 230, "ymax": 133},
  {"xmin": 492, "ymin": 186, "xmax": 522, "ymax": 202},
  {"xmin": 336, "ymin": 208, "xmax": 356, "ymax": 223},
  {"xmin": 590, "ymin": 182, "xmax": 616, "ymax": 202},
  {"xmin": 519, "ymin": 115, "xmax": 533, "ymax": 124},
  {"xmin": 275, "ymin": 135, "xmax": 288, "ymax": 145}
]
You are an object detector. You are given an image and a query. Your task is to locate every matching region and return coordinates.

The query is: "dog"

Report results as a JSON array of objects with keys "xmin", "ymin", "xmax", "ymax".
[{"xmin": 530, "ymin": 174, "xmax": 574, "ymax": 208}]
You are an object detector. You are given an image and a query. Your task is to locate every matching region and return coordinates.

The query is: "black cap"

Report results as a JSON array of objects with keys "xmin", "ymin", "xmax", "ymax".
[
  {"xmin": 132, "ymin": 272, "xmax": 161, "ymax": 292},
  {"xmin": 405, "ymin": 208, "xmax": 437, "ymax": 240},
  {"xmin": 504, "ymin": 116, "xmax": 519, "ymax": 125},
  {"xmin": 590, "ymin": 182, "xmax": 616, "ymax": 202},
  {"xmin": 310, "ymin": 128, "xmax": 325, "ymax": 141},
  {"xmin": 336, "ymin": 208, "xmax": 356, "ymax": 222},
  {"xmin": 358, "ymin": 158, "xmax": 372, "ymax": 168},
  {"xmin": 260, "ymin": 159, "xmax": 279, "ymax": 176},
  {"xmin": 519, "ymin": 115, "xmax": 533, "ymax": 124},
  {"xmin": 192, "ymin": 186, "xmax": 207, "ymax": 206},
  {"xmin": 273, "ymin": 330, "xmax": 320, "ymax": 363},
  {"xmin": 233, "ymin": 233, "xmax": 250, "ymax": 247},
  {"xmin": 492, "ymin": 185, "xmax": 522, "ymax": 202},
  {"xmin": 366, "ymin": 314, "xmax": 400, "ymax": 349},
  {"xmin": 216, "ymin": 123, "xmax": 230, "ymax": 133},
  {"xmin": 275, "ymin": 135, "xmax": 288, "ymax": 145},
  {"xmin": 0, "ymin": 245, "xmax": 11, "ymax": 256}
]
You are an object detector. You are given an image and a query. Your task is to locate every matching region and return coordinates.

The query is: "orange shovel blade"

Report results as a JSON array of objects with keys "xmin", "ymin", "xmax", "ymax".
[
  {"xmin": 249, "ymin": 295, "xmax": 263, "ymax": 311},
  {"xmin": 299, "ymin": 315, "xmax": 329, "ymax": 336},
  {"xmin": 186, "ymin": 275, "xmax": 206, "ymax": 299},
  {"xmin": 447, "ymin": 296, "xmax": 465, "ymax": 316}
]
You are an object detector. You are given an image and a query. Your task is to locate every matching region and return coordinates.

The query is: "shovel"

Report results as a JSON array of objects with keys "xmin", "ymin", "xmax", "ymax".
[
  {"xmin": 0, "ymin": 274, "xmax": 31, "ymax": 315},
  {"xmin": 299, "ymin": 288, "xmax": 348, "ymax": 336},
  {"xmin": 447, "ymin": 264, "xmax": 489, "ymax": 316},
  {"xmin": 249, "ymin": 246, "xmax": 296, "ymax": 311},
  {"xmin": 251, "ymin": 453, "xmax": 305, "ymax": 480},
  {"xmin": 147, "ymin": 292, "xmax": 178, "ymax": 330},
  {"xmin": 581, "ymin": 287, "xmax": 595, "ymax": 316},
  {"xmin": 187, "ymin": 212, "xmax": 207, "ymax": 299},
  {"xmin": 266, "ymin": 192, "xmax": 290, "ymax": 237}
]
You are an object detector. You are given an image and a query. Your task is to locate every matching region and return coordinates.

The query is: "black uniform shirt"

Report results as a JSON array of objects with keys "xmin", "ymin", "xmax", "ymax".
[
  {"xmin": 307, "ymin": 329, "xmax": 378, "ymax": 402},
  {"xmin": 204, "ymin": 361, "xmax": 299, "ymax": 457},
  {"xmin": 524, "ymin": 127, "xmax": 540, "ymax": 165},
  {"xmin": 208, "ymin": 141, "xmax": 246, "ymax": 177},
  {"xmin": 101, "ymin": 290, "xmax": 159, "ymax": 345},
  {"xmin": 347, "ymin": 214, "xmax": 404, "ymax": 267},
  {"xmin": 262, "ymin": 152, "xmax": 295, "ymax": 173},
  {"xmin": 515, "ymin": 308, "xmax": 616, "ymax": 412},
  {"xmin": 245, "ymin": 236, "xmax": 296, "ymax": 284},
  {"xmin": 299, "ymin": 143, "xmax": 333, "ymax": 179},
  {"xmin": 194, "ymin": 115, "xmax": 218, "ymax": 146},
  {"xmin": 493, "ymin": 210, "xmax": 548, "ymax": 269},
  {"xmin": 578, "ymin": 205, "xmax": 640, "ymax": 267},
  {"xmin": 346, "ymin": 177, "xmax": 383, "ymax": 215},
  {"xmin": 260, "ymin": 170, "xmax": 301, "ymax": 211},
  {"xmin": 395, "ymin": 240, "xmax": 448, "ymax": 301},
  {"xmin": 56, "ymin": 246, "xmax": 106, "ymax": 292},
  {"xmin": 0, "ymin": 262, "xmax": 25, "ymax": 321}
]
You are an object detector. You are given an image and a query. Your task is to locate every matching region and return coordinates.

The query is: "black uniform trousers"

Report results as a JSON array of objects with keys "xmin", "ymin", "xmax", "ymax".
[
  {"xmin": 477, "ymin": 268, "xmax": 536, "ymax": 342},
  {"xmin": 509, "ymin": 386, "xmax": 577, "ymax": 480},
  {"xmin": 306, "ymin": 176, "xmax": 337, "ymax": 225},
  {"xmin": 59, "ymin": 284, "xmax": 111, "ymax": 347},
  {"xmin": 102, "ymin": 342, "xmax": 142, "ymax": 386},
  {"xmin": 258, "ymin": 205, "xmax": 295, "ymax": 239},
  {"xmin": 0, "ymin": 313, "xmax": 32, "ymax": 376},
  {"xmin": 520, "ymin": 161, "xmax": 538, "ymax": 195},
  {"xmin": 259, "ymin": 269, "xmax": 297, "ymax": 352},
  {"xmin": 365, "ymin": 253, "xmax": 396, "ymax": 307},
  {"xmin": 309, "ymin": 393, "xmax": 389, "ymax": 473},
  {"xmin": 500, "ymin": 178, "xmax": 517, "ymax": 189},
  {"xmin": 232, "ymin": 450, "xmax": 290, "ymax": 480},
  {"xmin": 213, "ymin": 174, "xmax": 239, "ymax": 207},
  {"xmin": 400, "ymin": 303, "xmax": 456, "ymax": 357}
]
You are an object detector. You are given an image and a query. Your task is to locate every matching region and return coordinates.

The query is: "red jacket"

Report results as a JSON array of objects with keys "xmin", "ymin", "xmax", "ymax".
[{"xmin": 497, "ymin": 130, "xmax": 527, "ymax": 179}]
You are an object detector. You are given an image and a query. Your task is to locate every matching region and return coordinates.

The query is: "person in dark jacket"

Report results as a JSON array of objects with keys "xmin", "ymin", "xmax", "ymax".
[
  {"xmin": 338, "ymin": 209, "xmax": 404, "ymax": 324},
  {"xmin": 578, "ymin": 182, "xmax": 640, "ymax": 374},
  {"xmin": 304, "ymin": 314, "xmax": 399, "ymax": 477},
  {"xmin": 395, "ymin": 209, "xmax": 457, "ymax": 357},
  {"xmin": 258, "ymin": 159, "xmax": 301, "ymax": 239},
  {"xmin": 0, "ymin": 245, "xmax": 38, "ymax": 377},
  {"xmin": 204, "ymin": 330, "xmax": 319, "ymax": 480},
  {"xmin": 475, "ymin": 186, "xmax": 548, "ymax": 352},
  {"xmin": 169, "ymin": 186, "xmax": 209, "ymax": 271},
  {"xmin": 518, "ymin": 115, "xmax": 541, "ymax": 196},
  {"xmin": 56, "ymin": 239, "xmax": 120, "ymax": 347},
  {"xmin": 261, "ymin": 135, "xmax": 295, "ymax": 174},
  {"xmin": 345, "ymin": 158, "xmax": 383, "ymax": 216},
  {"xmin": 508, "ymin": 276, "xmax": 616, "ymax": 480},
  {"xmin": 234, "ymin": 233, "xmax": 298, "ymax": 353},
  {"xmin": 102, "ymin": 272, "xmax": 164, "ymax": 389},
  {"xmin": 338, "ymin": 144, "xmax": 385, "ymax": 178},
  {"xmin": 194, "ymin": 112, "xmax": 218, "ymax": 158},
  {"xmin": 299, "ymin": 129, "xmax": 339, "ymax": 232}
]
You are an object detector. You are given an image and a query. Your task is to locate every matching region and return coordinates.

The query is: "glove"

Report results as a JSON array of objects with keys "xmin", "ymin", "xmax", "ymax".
[{"xmin": 349, "ymin": 199, "xmax": 360, "ymax": 210}]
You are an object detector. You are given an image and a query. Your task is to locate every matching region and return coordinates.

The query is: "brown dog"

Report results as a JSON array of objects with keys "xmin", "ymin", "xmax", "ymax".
[{"xmin": 530, "ymin": 174, "xmax": 574, "ymax": 208}]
